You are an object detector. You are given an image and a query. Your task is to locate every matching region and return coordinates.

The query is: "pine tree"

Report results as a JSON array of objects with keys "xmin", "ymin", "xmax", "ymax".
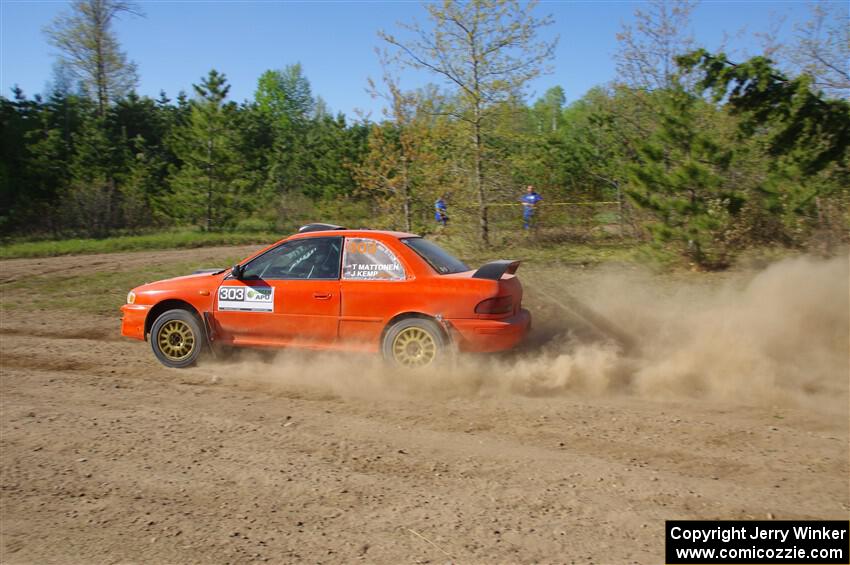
[
  {"xmin": 65, "ymin": 115, "xmax": 122, "ymax": 236},
  {"xmin": 679, "ymin": 49, "xmax": 850, "ymax": 250},
  {"xmin": 111, "ymin": 92, "xmax": 176, "ymax": 214},
  {"xmin": 531, "ymin": 86, "xmax": 565, "ymax": 133},
  {"xmin": 626, "ymin": 89, "xmax": 740, "ymax": 268},
  {"xmin": 255, "ymin": 64, "xmax": 315, "ymax": 127},
  {"xmin": 168, "ymin": 70, "xmax": 246, "ymax": 231},
  {"xmin": 22, "ymin": 91, "xmax": 92, "ymax": 235},
  {"xmin": 253, "ymin": 65, "xmax": 316, "ymax": 199},
  {"xmin": 0, "ymin": 88, "xmax": 41, "ymax": 231}
]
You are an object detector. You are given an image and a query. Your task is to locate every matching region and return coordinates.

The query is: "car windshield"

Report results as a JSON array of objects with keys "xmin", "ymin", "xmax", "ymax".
[{"xmin": 402, "ymin": 237, "xmax": 469, "ymax": 275}]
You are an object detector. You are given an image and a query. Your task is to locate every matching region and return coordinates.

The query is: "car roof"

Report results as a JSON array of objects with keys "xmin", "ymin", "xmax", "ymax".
[{"xmin": 288, "ymin": 229, "xmax": 418, "ymax": 240}]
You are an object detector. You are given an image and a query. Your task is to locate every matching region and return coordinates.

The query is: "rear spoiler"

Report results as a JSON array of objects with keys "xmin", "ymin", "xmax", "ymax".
[{"xmin": 472, "ymin": 260, "xmax": 521, "ymax": 280}]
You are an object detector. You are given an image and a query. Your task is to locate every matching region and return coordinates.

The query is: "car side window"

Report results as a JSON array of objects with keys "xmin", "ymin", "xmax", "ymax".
[
  {"xmin": 342, "ymin": 238, "xmax": 405, "ymax": 281},
  {"xmin": 241, "ymin": 237, "xmax": 341, "ymax": 280}
]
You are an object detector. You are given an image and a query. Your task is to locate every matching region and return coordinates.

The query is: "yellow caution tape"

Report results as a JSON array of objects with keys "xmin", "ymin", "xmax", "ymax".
[{"xmin": 486, "ymin": 201, "xmax": 618, "ymax": 207}]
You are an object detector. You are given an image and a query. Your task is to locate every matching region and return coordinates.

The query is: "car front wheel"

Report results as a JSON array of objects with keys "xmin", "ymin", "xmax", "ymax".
[{"xmin": 150, "ymin": 309, "xmax": 204, "ymax": 368}]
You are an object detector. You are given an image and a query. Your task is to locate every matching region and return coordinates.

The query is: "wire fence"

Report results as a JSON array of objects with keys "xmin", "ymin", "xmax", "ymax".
[{"xmin": 427, "ymin": 200, "xmax": 643, "ymax": 243}]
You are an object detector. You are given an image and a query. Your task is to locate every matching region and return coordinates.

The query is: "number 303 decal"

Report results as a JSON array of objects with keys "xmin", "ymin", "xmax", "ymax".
[
  {"xmin": 219, "ymin": 287, "xmax": 244, "ymax": 301},
  {"xmin": 217, "ymin": 286, "xmax": 274, "ymax": 312}
]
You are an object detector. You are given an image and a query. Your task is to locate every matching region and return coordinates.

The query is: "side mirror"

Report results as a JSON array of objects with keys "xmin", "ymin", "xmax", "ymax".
[{"xmin": 231, "ymin": 264, "xmax": 243, "ymax": 279}]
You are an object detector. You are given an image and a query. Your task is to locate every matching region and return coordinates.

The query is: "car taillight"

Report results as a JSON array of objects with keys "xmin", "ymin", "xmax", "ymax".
[{"xmin": 475, "ymin": 295, "xmax": 513, "ymax": 315}]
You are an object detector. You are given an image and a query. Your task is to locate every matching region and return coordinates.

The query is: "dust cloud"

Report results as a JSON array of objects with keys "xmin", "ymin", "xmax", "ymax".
[
  {"xmin": 214, "ymin": 254, "xmax": 849, "ymax": 410},
  {"xmin": 512, "ymin": 253, "xmax": 849, "ymax": 408}
]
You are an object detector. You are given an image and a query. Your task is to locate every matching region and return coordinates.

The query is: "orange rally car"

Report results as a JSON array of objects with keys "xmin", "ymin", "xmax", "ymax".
[{"xmin": 120, "ymin": 224, "xmax": 531, "ymax": 369}]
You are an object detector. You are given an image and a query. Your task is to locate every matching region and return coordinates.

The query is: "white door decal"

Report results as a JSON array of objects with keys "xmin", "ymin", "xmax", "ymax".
[{"xmin": 218, "ymin": 286, "xmax": 275, "ymax": 312}]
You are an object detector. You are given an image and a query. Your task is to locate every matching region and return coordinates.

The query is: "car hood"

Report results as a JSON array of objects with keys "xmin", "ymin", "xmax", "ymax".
[{"xmin": 134, "ymin": 270, "xmax": 225, "ymax": 294}]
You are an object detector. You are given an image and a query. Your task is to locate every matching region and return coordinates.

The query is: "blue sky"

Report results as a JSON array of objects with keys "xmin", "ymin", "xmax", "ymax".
[{"xmin": 0, "ymin": 1, "xmax": 827, "ymax": 119}]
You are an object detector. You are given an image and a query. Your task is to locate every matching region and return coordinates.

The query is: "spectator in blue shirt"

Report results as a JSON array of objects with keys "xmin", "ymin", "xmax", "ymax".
[
  {"xmin": 434, "ymin": 195, "xmax": 449, "ymax": 228},
  {"xmin": 520, "ymin": 185, "xmax": 542, "ymax": 229}
]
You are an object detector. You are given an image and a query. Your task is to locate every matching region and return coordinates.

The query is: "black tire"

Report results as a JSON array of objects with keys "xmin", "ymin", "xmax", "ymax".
[
  {"xmin": 150, "ymin": 309, "xmax": 204, "ymax": 368},
  {"xmin": 381, "ymin": 317, "xmax": 448, "ymax": 369}
]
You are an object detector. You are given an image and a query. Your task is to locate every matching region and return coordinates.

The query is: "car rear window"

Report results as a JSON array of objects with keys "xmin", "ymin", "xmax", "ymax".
[{"xmin": 402, "ymin": 237, "xmax": 469, "ymax": 275}]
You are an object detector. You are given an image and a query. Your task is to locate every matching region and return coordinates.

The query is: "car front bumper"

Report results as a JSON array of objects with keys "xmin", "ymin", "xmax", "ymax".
[
  {"xmin": 449, "ymin": 308, "xmax": 531, "ymax": 353},
  {"xmin": 120, "ymin": 304, "xmax": 150, "ymax": 341}
]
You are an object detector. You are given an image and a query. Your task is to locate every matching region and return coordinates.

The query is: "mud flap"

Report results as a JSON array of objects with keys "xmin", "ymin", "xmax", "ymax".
[
  {"xmin": 435, "ymin": 315, "xmax": 459, "ymax": 368},
  {"xmin": 202, "ymin": 312, "xmax": 217, "ymax": 358}
]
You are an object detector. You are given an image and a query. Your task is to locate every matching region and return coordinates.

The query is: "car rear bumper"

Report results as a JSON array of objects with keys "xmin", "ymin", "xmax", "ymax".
[
  {"xmin": 449, "ymin": 308, "xmax": 531, "ymax": 353},
  {"xmin": 120, "ymin": 304, "xmax": 150, "ymax": 341}
]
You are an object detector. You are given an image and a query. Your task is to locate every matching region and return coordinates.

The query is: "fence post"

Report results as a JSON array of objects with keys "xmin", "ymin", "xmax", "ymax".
[{"xmin": 616, "ymin": 180, "xmax": 624, "ymax": 238}]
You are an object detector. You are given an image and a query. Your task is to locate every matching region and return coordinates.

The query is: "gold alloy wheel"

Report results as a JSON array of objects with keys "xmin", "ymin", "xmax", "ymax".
[
  {"xmin": 392, "ymin": 326, "xmax": 437, "ymax": 368},
  {"xmin": 156, "ymin": 320, "xmax": 196, "ymax": 361}
]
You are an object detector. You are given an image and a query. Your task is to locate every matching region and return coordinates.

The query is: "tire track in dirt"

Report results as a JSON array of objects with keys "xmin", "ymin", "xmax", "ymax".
[{"xmin": 0, "ymin": 327, "xmax": 118, "ymax": 342}]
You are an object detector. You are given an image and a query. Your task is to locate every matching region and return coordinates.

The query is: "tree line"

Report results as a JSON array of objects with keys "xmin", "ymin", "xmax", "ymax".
[{"xmin": 1, "ymin": 0, "xmax": 847, "ymax": 268}]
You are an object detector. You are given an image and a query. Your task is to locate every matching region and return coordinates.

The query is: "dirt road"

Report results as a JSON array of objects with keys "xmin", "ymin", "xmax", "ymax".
[{"xmin": 1, "ymin": 249, "xmax": 847, "ymax": 564}]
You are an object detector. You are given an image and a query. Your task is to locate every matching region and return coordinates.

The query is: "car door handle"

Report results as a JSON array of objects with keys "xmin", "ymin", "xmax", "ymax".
[{"xmin": 312, "ymin": 292, "xmax": 333, "ymax": 300}]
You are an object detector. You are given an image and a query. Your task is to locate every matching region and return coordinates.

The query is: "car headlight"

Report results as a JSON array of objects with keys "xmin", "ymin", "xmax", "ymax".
[{"xmin": 127, "ymin": 291, "xmax": 136, "ymax": 304}]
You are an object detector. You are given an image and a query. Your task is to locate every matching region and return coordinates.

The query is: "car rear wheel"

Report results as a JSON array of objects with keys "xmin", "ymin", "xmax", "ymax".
[
  {"xmin": 382, "ymin": 318, "xmax": 447, "ymax": 369},
  {"xmin": 150, "ymin": 309, "xmax": 204, "ymax": 368}
]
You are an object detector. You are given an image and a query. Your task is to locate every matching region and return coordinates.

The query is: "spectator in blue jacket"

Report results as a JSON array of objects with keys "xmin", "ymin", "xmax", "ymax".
[
  {"xmin": 520, "ymin": 185, "xmax": 542, "ymax": 229},
  {"xmin": 434, "ymin": 195, "xmax": 449, "ymax": 228}
]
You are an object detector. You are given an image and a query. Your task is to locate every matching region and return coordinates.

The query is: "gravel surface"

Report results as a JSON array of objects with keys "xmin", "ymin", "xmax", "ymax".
[{"xmin": 1, "ymin": 250, "xmax": 847, "ymax": 564}]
